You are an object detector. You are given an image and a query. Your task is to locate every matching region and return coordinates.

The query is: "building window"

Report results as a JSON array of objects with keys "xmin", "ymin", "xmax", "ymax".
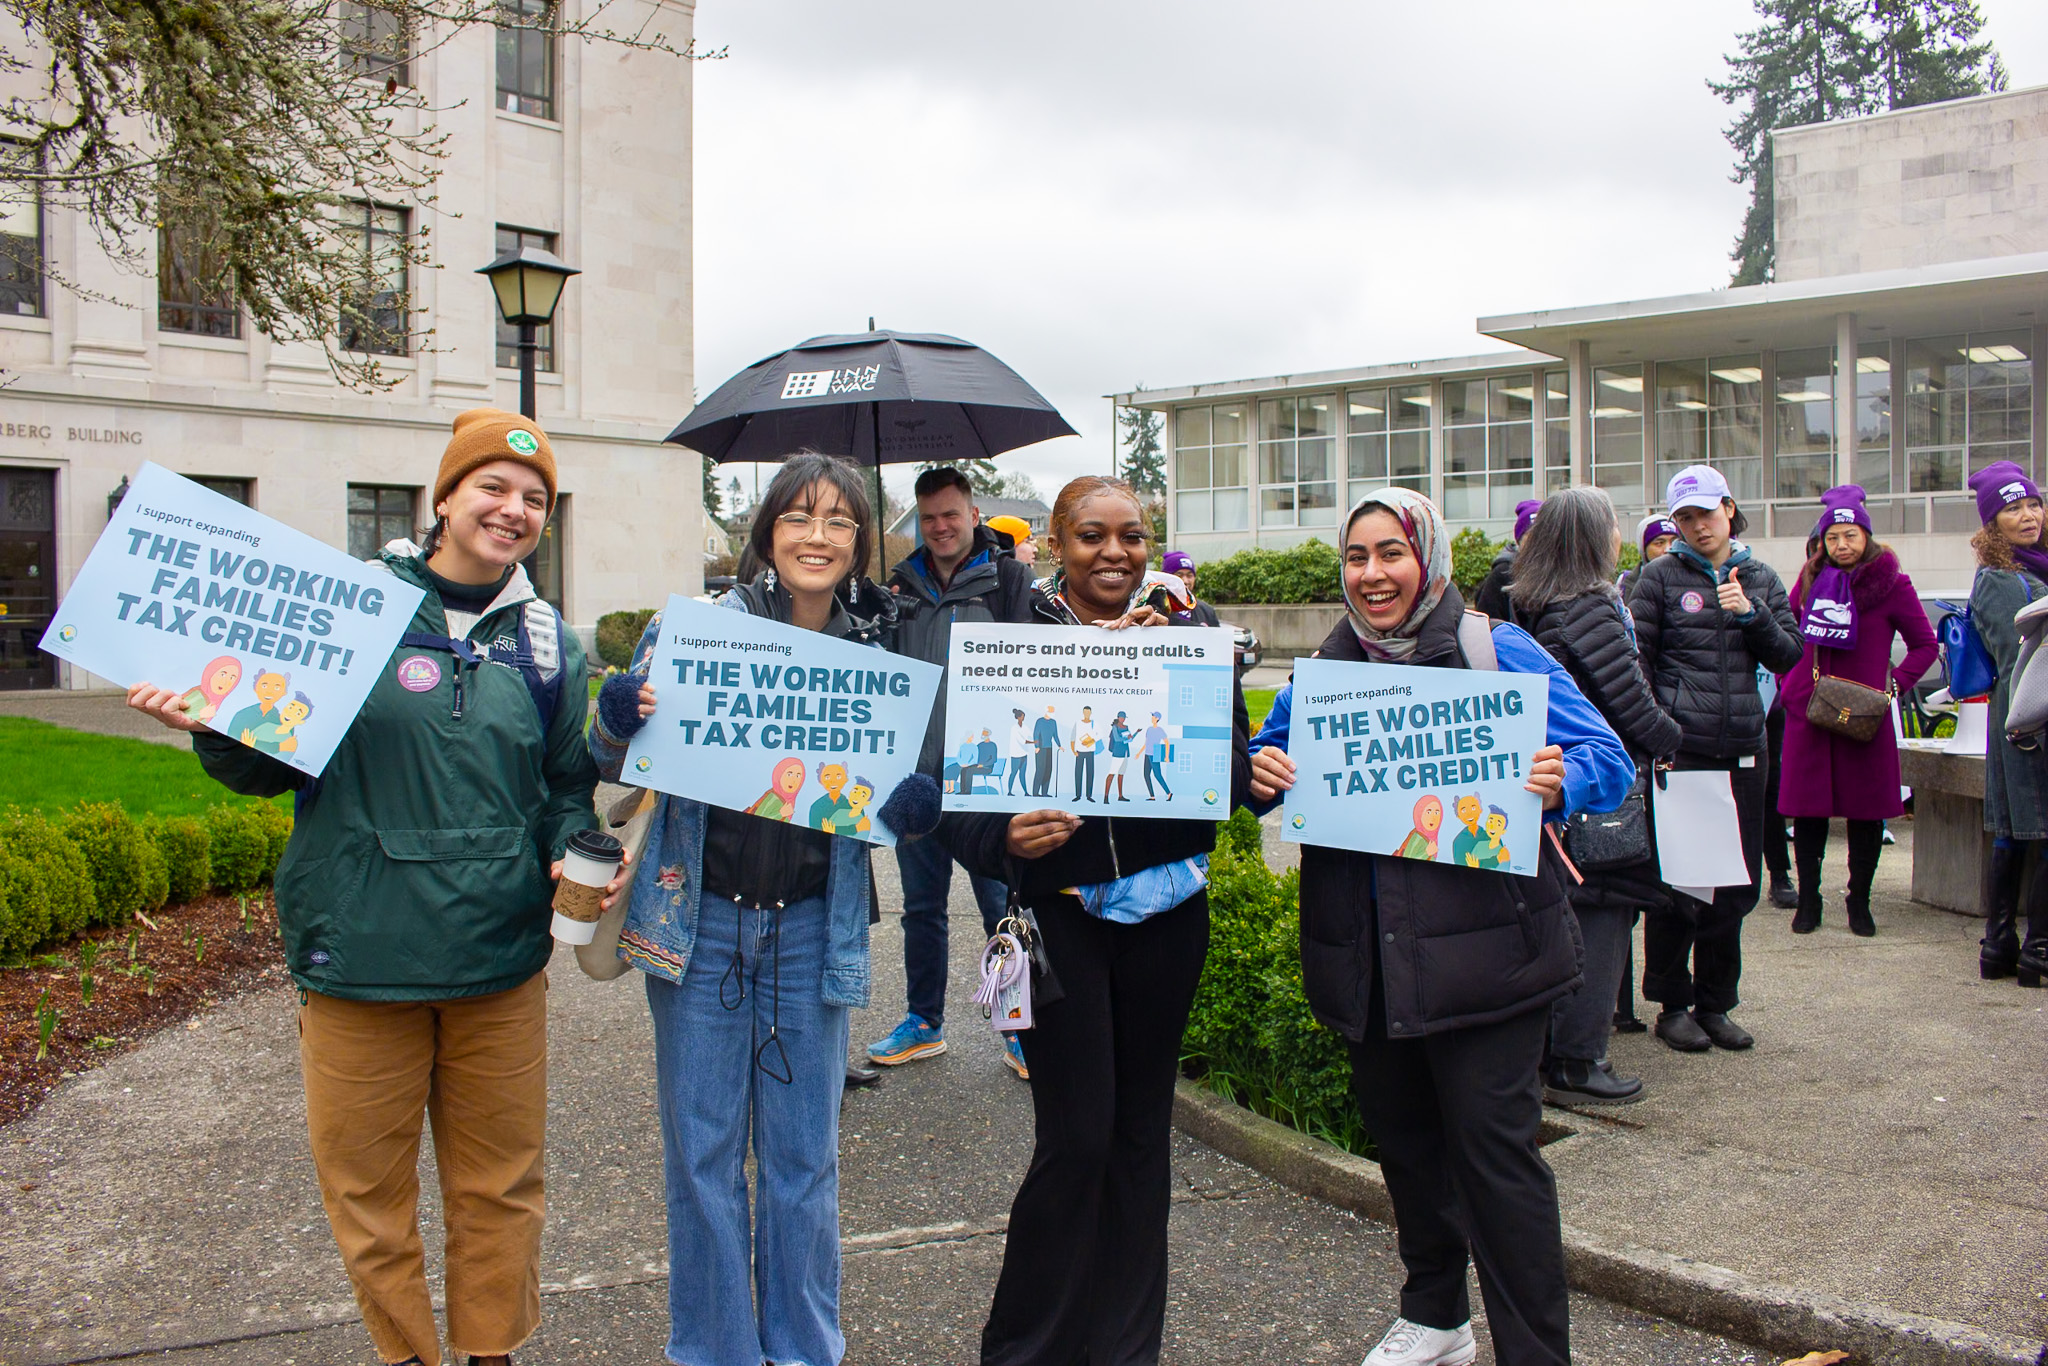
[
  {"xmin": 1656, "ymin": 355, "xmax": 1763, "ymax": 504},
  {"xmin": 522, "ymin": 497, "xmax": 565, "ymax": 610},
  {"xmin": 1905, "ymin": 332, "xmax": 2032, "ymax": 493},
  {"xmin": 158, "ymin": 221, "xmax": 241, "ymax": 338},
  {"xmin": 1172, "ymin": 403, "xmax": 1249, "ymax": 534},
  {"xmin": 1213, "ymin": 752, "xmax": 1227, "ymax": 775},
  {"xmin": 1592, "ymin": 365, "xmax": 1644, "ymax": 508},
  {"xmin": 336, "ymin": 1, "xmax": 409, "ymax": 84},
  {"xmin": 0, "ymin": 144, "xmax": 43, "ymax": 318},
  {"xmin": 1257, "ymin": 394, "xmax": 1336, "ymax": 528},
  {"xmin": 1773, "ymin": 349, "xmax": 1833, "ymax": 500},
  {"xmin": 1442, "ymin": 375, "xmax": 1534, "ymax": 522},
  {"xmin": 1179, "ymin": 685, "xmax": 1193, "ymax": 707},
  {"xmin": 493, "ymin": 225, "xmax": 558, "ymax": 371},
  {"xmin": 1855, "ymin": 346, "xmax": 1894, "ymax": 494},
  {"xmin": 339, "ymin": 202, "xmax": 408, "ymax": 356},
  {"xmin": 1543, "ymin": 369, "xmax": 1571, "ymax": 492},
  {"xmin": 347, "ymin": 484, "xmax": 416, "ymax": 559},
  {"xmin": 1345, "ymin": 384, "xmax": 1430, "ymax": 505},
  {"xmin": 497, "ymin": 0, "xmax": 556, "ymax": 119},
  {"xmin": 188, "ymin": 477, "xmax": 252, "ymax": 505}
]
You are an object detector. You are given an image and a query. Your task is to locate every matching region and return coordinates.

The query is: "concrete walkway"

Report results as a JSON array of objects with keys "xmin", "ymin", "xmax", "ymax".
[
  {"xmin": 0, "ymin": 688, "xmax": 186, "ymax": 746},
  {"xmin": 0, "ymin": 853, "xmax": 1762, "ymax": 1365}
]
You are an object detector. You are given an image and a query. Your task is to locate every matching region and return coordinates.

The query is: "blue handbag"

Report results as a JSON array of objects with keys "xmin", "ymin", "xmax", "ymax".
[{"xmin": 1940, "ymin": 604, "xmax": 1997, "ymax": 699}]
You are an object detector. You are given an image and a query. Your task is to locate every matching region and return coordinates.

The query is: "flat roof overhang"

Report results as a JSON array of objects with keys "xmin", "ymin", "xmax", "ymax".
[
  {"xmin": 1478, "ymin": 252, "xmax": 2048, "ymax": 363},
  {"xmin": 1108, "ymin": 348, "xmax": 1554, "ymax": 411}
]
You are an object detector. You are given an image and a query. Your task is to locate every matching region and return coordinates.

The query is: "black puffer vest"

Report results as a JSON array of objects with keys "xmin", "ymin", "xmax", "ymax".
[{"xmin": 1297, "ymin": 588, "xmax": 1582, "ymax": 1042}]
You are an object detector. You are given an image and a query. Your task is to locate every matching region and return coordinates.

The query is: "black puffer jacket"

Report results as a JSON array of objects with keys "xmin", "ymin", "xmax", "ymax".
[
  {"xmin": 1626, "ymin": 545, "xmax": 1802, "ymax": 758},
  {"xmin": 888, "ymin": 524, "xmax": 1038, "ymax": 774},
  {"xmin": 1473, "ymin": 543, "xmax": 1517, "ymax": 624},
  {"xmin": 1296, "ymin": 590, "xmax": 1582, "ymax": 1041},
  {"xmin": 1523, "ymin": 592, "xmax": 1680, "ymax": 763},
  {"xmin": 938, "ymin": 587, "xmax": 1251, "ymax": 903}
]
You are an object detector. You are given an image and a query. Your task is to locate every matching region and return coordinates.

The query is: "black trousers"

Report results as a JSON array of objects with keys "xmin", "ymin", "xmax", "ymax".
[
  {"xmin": 1761, "ymin": 706, "xmax": 1789, "ymax": 882},
  {"xmin": 1645, "ymin": 755, "xmax": 1766, "ymax": 1014},
  {"xmin": 1349, "ymin": 1004, "xmax": 1570, "ymax": 1366},
  {"xmin": 1033, "ymin": 747, "xmax": 1055, "ymax": 797},
  {"xmin": 981, "ymin": 891, "xmax": 1210, "ymax": 1366}
]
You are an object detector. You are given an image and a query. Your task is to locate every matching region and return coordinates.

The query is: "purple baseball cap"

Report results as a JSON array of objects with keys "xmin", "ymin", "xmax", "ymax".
[
  {"xmin": 1512, "ymin": 499, "xmax": 1541, "ymax": 542},
  {"xmin": 1162, "ymin": 550, "xmax": 1195, "ymax": 574},
  {"xmin": 1970, "ymin": 460, "xmax": 2042, "ymax": 525}
]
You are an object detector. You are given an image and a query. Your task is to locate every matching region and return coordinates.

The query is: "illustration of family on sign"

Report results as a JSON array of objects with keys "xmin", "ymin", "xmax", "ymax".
[
  {"xmin": 946, "ymin": 704, "xmax": 1178, "ymax": 802},
  {"xmin": 1393, "ymin": 793, "xmax": 1515, "ymax": 867},
  {"xmin": 744, "ymin": 757, "xmax": 877, "ymax": 835},
  {"xmin": 179, "ymin": 655, "xmax": 317, "ymax": 758}
]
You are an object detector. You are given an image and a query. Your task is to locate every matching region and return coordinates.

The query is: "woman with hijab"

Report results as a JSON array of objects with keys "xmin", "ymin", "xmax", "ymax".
[
  {"xmin": 1776, "ymin": 486, "xmax": 1936, "ymax": 937},
  {"xmin": 1246, "ymin": 487, "xmax": 1631, "ymax": 1366},
  {"xmin": 1967, "ymin": 460, "xmax": 2048, "ymax": 985}
]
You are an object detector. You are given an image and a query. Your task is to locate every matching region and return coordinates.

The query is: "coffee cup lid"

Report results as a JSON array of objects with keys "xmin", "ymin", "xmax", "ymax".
[{"xmin": 566, "ymin": 828, "xmax": 624, "ymax": 860}]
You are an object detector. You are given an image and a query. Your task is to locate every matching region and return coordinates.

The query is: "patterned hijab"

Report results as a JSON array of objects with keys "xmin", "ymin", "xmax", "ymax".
[{"xmin": 1341, "ymin": 487, "xmax": 1452, "ymax": 661}]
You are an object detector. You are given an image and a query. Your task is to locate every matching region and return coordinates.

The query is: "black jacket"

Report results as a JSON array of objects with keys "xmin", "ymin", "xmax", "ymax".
[
  {"xmin": 1625, "ymin": 546, "xmax": 1802, "ymax": 758},
  {"xmin": 939, "ymin": 587, "xmax": 1251, "ymax": 904},
  {"xmin": 888, "ymin": 524, "xmax": 1038, "ymax": 774},
  {"xmin": 1473, "ymin": 544, "xmax": 1517, "ymax": 624},
  {"xmin": 1295, "ymin": 589, "xmax": 1582, "ymax": 1042}
]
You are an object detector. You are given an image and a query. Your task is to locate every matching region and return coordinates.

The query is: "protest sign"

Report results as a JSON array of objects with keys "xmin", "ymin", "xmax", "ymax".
[
  {"xmin": 39, "ymin": 462, "xmax": 425, "ymax": 778},
  {"xmin": 941, "ymin": 621, "xmax": 1237, "ymax": 820},
  {"xmin": 621, "ymin": 594, "xmax": 942, "ymax": 847},
  {"xmin": 1280, "ymin": 656, "xmax": 1549, "ymax": 874}
]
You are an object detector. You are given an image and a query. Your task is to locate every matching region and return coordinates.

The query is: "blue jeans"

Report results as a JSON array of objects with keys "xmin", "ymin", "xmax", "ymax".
[
  {"xmin": 645, "ymin": 894, "xmax": 849, "ymax": 1366},
  {"xmin": 894, "ymin": 831, "xmax": 1007, "ymax": 1028}
]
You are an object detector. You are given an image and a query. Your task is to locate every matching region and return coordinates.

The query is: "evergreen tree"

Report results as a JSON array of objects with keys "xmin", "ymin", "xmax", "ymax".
[
  {"xmin": 1711, "ymin": 0, "xmax": 1875, "ymax": 285},
  {"xmin": 1118, "ymin": 406, "xmax": 1166, "ymax": 497},
  {"xmin": 726, "ymin": 476, "xmax": 746, "ymax": 519},
  {"xmin": 701, "ymin": 456, "xmax": 722, "ymax": 522},
  {"xmin": 1712, "ymin": 0, "xmax": 2005, "ymax": 285}
]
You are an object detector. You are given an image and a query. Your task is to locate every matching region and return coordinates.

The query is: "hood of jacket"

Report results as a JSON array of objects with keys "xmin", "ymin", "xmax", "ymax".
[{"xmin": 1669, "ymin": 539, "xmax": 1753, "ymax": 581}]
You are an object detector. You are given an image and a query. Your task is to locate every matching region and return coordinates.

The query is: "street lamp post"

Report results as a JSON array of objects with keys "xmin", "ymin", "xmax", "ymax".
[{"xmin": 477, "ymin": 245, "xmax": 581, "ymax": 420}]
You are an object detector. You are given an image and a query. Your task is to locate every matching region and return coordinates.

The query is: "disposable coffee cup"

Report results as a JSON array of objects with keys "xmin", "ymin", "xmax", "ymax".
[{"xmin": 552, "ymin": 829, "xmax": 625, "ymax": 945}]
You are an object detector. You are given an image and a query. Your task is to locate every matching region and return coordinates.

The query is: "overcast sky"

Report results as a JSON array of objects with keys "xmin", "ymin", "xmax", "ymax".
[{"xmin": 690, "ymin": 0, "xmax": 2048, "ymax": 507}]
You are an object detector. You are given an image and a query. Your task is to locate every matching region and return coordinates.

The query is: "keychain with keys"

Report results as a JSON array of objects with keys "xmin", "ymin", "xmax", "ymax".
[{"xmin": 973, "ymin": 915, "xmax": 1034, "ymax": 1033}]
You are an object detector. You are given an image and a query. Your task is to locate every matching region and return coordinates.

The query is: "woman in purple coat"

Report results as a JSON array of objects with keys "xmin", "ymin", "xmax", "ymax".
[{"xmin": 1777, "ymin": 486, "xmax": 1938, "ymax": 937}]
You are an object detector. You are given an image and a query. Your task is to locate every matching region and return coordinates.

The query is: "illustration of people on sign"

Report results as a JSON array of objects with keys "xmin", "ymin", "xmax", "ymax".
[
  {"xmin": 1105, "ymin": 711, "xmax": 1134, "ymax": 802},
  {"xmin": 228, "ymin": 668, "xmax": 290, "ymax": 745},
  {"xmin": 1394, "ymin": 795, "xmax": 1444, "ymax": 860},
  {"xmin": 1071, "ymin": 705, "xmax": 1101, "ymax": 802},
  {"xmin": 253, "ymin": 691, "xmax": 315, "ymax": 757},
  {"xmin": 837, "ymin": 776, "xmax": 875, "ymax": 836},
  {"xmin": 745, "ymin": 756, "xmax": 806, "ymax": 821},
  {"xmin": 809, "ymin": 762, "xmax": 851, "ymax": 830},
  {"xmin": 1480, "ymin": 805, "xmax": 1513, "ymax": 868},
  {"xmin": 180, "ymin": 655, "xmax": 242, "ymax": 723},
  {"xmin": 1449, "ymin": 793, "xmax": 1487, "ymax": 867},
  {"xmin": 1031, "ymin": 706, "xmax": 1061, "ymax": 797},
  {"xmin": 1143, "ymin": 710, "xmax": 1173, "ymax": 800}
]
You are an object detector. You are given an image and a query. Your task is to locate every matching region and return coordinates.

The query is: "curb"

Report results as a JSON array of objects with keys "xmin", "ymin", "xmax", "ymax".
[{"xmin": 1172, "ymin": 1080, "xmax": 2042, "ymax": 1366}]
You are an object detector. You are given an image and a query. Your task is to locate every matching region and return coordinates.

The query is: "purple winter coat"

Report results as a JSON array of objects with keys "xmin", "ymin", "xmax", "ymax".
[{"xmin": 1777, "ymin": 548, "xmax": 1938, "ymax": 821}]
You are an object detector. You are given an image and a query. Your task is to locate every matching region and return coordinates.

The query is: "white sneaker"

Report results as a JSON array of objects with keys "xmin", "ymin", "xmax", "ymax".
[{"xmin": 1362, "ymin": 1317, "xmax": 1477, "ymax": 1366}]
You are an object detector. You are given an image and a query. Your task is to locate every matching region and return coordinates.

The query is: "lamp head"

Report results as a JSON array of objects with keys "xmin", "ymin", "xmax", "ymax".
[{"xmin": 477, "ymin": 244, "xmax": 579, "ymax": 326}]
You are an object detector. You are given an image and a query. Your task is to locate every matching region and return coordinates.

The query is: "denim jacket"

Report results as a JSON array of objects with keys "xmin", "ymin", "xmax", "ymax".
[{"xmin": 584, "ymin": 584, "xmax": 881, "ymax": 1008}]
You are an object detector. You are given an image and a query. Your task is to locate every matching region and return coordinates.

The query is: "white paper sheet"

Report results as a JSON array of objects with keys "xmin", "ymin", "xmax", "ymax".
[{"xmin": 1653, "ymin": 770, "xmax": 1749, "ymax": 890}]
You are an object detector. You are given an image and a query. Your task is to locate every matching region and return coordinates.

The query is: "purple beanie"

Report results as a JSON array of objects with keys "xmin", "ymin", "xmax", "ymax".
[
  {"xmin": 1513, "ymin": 499, "xmax": 1541, "ymax": 542},
  {"xmin": 1971, "ymin": 460, "xmax": 2042, "ymax": 525},
  {"xmin": 1639, "ymin": 515, "xmax": 1679, "ymax": 553},
  {"xmin": 1162, "ymin": 550, "xmax": 1194, "ymax": 574},
  {"xmin": 1813, "ymin": 484, "xmax": 1872, "ymax": 538}
]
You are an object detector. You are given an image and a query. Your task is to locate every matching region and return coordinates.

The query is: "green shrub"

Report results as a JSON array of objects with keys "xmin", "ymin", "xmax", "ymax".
[
  {"xmin": 1617, "ymin": 541, "xmax": 1642, "ymax": 574},
  {"xmin": 60, "ymin": 801, "xmax": 152, "ymax": 928},
  {"xmin": 1194, "ymin": 539, "xmax": 1343, "ymax": 605},
  {"xmin": 0, "ymin": 808, "xmax": 96, "ymax": 946},
  {"xmin": 138, "ymin": 832, "xmax": 170, "ymax": 913},
  {"xmin": 1217, "ymin": 805, "xmax": 1264, "ymax": 860},
  {"xmin": 148, "ymin": 815, "xmax": 213, "ymax": 905},
  {"xmin": 205, "ymin": 804, "xmax": 271, "ymax": 894},
  {"xmin": 1183, "ymin": 840, "xmax": 1367, "ymax": 1157},
  {"xmin": 248, "ymin": 802, "xmax": 293, "ymax": 884},
  {"xmin": 1450, "ymin": 526, "xmax": 1503, "ymax": 596},
  {"xmin": 595, "ymin": 609, "xmax": 658, "ymax": 669}
]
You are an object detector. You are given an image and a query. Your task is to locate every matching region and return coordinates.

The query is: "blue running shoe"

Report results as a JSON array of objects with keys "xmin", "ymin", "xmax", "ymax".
[
  {"xmin": 1003, "ymin": 1034, "xmax": 1030, "ymax": 1080},
  {"xmin": 867, "ymin": 1014, "xmax": 946, "ymax": 1065}
]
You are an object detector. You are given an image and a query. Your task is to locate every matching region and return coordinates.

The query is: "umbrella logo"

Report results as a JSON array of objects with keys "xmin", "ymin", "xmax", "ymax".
[
  {"xmin": 829, "ymin": 364, "xmax": 881, "ymax": 394},
  {"xmin": 781, "ymin": 370, "xmax": 835, "ymax": 400}
]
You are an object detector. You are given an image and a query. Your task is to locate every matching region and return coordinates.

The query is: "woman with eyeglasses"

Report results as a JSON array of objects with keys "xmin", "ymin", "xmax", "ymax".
[{"xmin": 587, "ymin": 452, "xmax": 923, "ymax": 1366}]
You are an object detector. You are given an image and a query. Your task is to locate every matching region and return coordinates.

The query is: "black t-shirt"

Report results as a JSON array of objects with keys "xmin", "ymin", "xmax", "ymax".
[{"xmin": 424, "ymin": 563, "xmax": 514, "ymax": 617}]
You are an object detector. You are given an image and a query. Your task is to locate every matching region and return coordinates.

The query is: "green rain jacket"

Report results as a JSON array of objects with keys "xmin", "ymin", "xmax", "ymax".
[{"xmin": 192, "ymin": 547, "xmax": 600, "ymax": 1001}]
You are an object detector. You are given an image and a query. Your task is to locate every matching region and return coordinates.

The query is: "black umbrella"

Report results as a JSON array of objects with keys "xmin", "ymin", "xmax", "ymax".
[{"xmin": 666, "ymin": 329, "xmax": 1077, "ymax": 467}]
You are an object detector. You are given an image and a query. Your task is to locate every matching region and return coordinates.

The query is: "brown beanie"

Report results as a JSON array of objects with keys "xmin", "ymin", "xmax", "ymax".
[{"xmin": 434, "ymin": 408, "xmax": 557, "ymax": 512}]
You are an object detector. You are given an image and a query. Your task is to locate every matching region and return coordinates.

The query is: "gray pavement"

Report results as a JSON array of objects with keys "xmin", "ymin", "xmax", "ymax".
[
  {"xmin": 0, "ymin": 687, "xmax": 187, "ymax": 745},
  {"xmin": 0, "ymin": 845, "xmax": 1764, "ymax": 1366}
]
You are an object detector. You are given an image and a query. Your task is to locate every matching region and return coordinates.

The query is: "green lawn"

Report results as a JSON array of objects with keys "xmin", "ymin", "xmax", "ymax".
[
  {"xmin": 0, "ymin": 717, "xmax": 288, "ymax": 818},
  {"xmin": 1246, "ymin": 687, "xmax": 1276, "ymax": 737}
]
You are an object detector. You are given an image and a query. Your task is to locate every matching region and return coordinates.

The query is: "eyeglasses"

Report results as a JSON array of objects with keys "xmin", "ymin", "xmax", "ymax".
[{"xmin": 775, "ymin": 512, "xmax": 860, "ymax": 547}]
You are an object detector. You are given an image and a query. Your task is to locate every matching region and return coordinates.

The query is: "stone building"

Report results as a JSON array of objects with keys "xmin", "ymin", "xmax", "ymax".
[
  {"xmin": 1123, "ymin": 83, "xmax": 2048, "ymax": 591},
  {"xmin": 0, "ymin": 2, "xmax": 700, "ymax": 690}
]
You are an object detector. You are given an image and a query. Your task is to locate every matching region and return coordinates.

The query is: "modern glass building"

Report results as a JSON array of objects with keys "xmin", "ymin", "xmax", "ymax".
[{"xmin": 1121, "ymin": 84, "xmax": 2048, "ymax": 590}]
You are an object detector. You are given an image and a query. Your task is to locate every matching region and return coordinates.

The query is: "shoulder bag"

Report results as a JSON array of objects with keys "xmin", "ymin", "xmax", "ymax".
[{"xmin": 1806, "ymin": 657, "xmax": 1893, "ymax": 743}]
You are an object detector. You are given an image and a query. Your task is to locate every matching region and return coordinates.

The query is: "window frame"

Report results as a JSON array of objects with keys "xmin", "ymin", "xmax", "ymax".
[
  {"xmin": 338, "ymin": 201, "xmax": 410, "ymax": 357},
  {"xmin": 1903, "ymin": 331, "xmax": 2033, "ymax": 495},
  {"xmin": 346, "ymin": 483, "xmax": 419, "ymax": 559},
  {"xmin": 496, "ymin": 0, "xmax": 558, "ymax": 121},
  {"xmin": 0, "ymin": 139, "xmax": 45, "ymax": 319},
  {"xmin": 1255, "ymin": 392, "xmax": 1338, "ymax": 529},
  {"xmin": 157, "ymin": 219, "xmax": 242, "ymax": 339},
  {"xmin": 1170, "ymin": 402, "xmax": 1250, "ymax": 535},
  {"xmin": 336, "ymin": 0, "xmax": 411, "ymax": 85}
]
